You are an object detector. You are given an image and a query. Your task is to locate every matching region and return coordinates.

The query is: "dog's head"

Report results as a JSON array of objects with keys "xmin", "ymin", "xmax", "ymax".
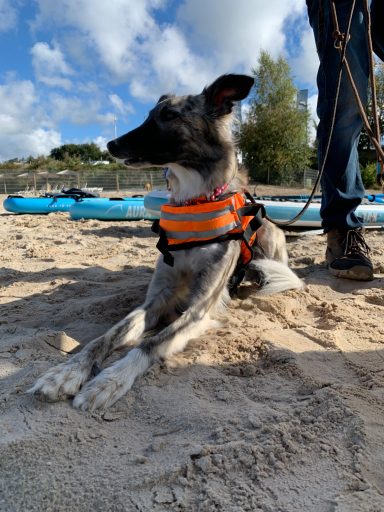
[{"xmin": 107, "ymin": 74, "xmax": 254, "ymax": 172}]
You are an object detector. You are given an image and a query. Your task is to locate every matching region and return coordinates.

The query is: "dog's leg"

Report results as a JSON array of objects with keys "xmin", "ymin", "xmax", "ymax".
[
  {"xmin": 28, "ymin": 267, "xmax": 180, "ymax": 402},
  {"xmin": 73, "ymin": 244, "xmax": 239, "ymax": 410},
  {"xmin": 256, "ymin": 221, "xmax": 289, "ymax": 264}
]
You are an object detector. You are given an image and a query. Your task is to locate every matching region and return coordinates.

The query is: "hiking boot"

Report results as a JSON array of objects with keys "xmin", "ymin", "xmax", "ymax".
[{"xmin": 326, "ymin": 228, "xmax": 374, "ymax": 281}]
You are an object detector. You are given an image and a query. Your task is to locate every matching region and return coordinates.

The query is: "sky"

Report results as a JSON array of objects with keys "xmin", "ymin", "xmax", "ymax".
[{"xmin": 0, "ymin": 0, "xmax": 319, "ymax": 162}]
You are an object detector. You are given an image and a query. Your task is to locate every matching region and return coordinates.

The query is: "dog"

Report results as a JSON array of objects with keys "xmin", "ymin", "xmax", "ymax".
[{"xmin": 29, "ymin": 74, "xmax": 302, "ymax": 411}]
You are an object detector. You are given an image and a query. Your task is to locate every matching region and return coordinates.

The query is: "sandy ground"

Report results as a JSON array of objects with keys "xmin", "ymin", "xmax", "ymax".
[{"xmin": 1, "ymin": 188, "xmax": 384, "ymax": 512}]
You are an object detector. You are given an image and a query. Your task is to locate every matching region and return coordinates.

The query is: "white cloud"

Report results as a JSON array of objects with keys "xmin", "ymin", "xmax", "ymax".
[
  {"xmin": 0, "ymin": 81, "xmax": 36, "ymax": 128},
  {"xmin": 0, "ymin": 128, "xmax": 60, "ymax": 161},
  {"xmin": 48, "ymin": 92, "xmax": 116, "ymax": 126},
  {"xmin": 0, "ymin": 0, "xmax": 318, "ymax": 160},
  {"xmin": 177, "ymin": 0, "xmax": 306, "ymax": 72},
  {"xmin": 0, "ymin": 78, "xmax": 119, "ymax": 160},
  {"xmin": 94, "ymin": 135, "xmax": 108, "ymax": 151},
  {"xmin": 129, "ymin": 25, "xmax": 212, "ymax": 101},
  {"xmin": 0, "ymin": 80, "xmax": 62, "ymax": 160},
  {"xmin": 290, "ymin": 27, "xmax": 319, "ymax": 88},
  {"xmin": 109, "ymin": 94, "xmax": 134, "ymax": 116},
  {"xmin": 31, "ymin": 0, "xmax": 313, "ymax": 105},
  {"xmin": 0, "ymin": 0, "xmax": 17, "ymax": 32},
  {"xmin": 32, "ymin": 0, "xmax": 211, "ymax": 102},
  {"xmin": 33, "ymin": 0, "xmax": 166, "ymax": 78},
  {"xmin": 31, "ymin": 41, "xmax": 74, "ymax": 90},
  {"xmin": 25, "ymin": 128, "xmax": 62, "ymax": 155}
]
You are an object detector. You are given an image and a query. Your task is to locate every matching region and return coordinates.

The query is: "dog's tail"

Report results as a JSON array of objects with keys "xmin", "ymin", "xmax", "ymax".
[{"xmin": 248, "ymin": 259, "xmax": 304, "ymax": 295}]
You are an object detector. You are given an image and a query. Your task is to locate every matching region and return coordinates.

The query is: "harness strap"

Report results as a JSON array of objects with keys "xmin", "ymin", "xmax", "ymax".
[
  {"xmin": 152, "ymin": 200, "xmax": 265, "ymax": 272},
  {"xmin": 152, "ymin": 220, "xmax": 245, "ymax": 267}
]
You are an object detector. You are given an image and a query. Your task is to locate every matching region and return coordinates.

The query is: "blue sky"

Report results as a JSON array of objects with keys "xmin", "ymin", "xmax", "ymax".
[{"xmin": 0, "ymin": 0, "xmax": 319, "ymax": 161}]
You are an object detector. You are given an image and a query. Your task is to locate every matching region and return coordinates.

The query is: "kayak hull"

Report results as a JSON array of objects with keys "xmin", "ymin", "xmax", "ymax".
[
  {"xmin": 6, "ymin": 192, "xmax": 384, "ymax": 227},
  {"xmin": 144, "ymin": 191, "xmax": 384, "ymax": 228},
  {"xmin": 3, "ymin": 195, "xmax": 157, "ymax": 220},
  {"xmin": 3, "ymin": 196, "xmax": 77, "ymax": 214},
  {"xmin": 69, "ymin": 197, "xmax": 157, "ymax": 220}
]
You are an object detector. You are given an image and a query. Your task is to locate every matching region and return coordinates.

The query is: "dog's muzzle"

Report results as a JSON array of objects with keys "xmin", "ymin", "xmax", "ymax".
[{"xmin": 106, "ymin": 139, "xmax": 119, "ymax": 158}]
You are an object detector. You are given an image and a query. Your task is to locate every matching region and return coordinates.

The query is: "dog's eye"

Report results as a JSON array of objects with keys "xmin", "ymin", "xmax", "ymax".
[{"xmin": 160, "ymin": 108, "xmax": 179, "ymax": 122}]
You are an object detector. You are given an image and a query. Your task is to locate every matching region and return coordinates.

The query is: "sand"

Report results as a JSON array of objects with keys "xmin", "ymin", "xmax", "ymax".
[{"xmin": 1, "ymin": 190, "xmax": 384, "ymax": 511}]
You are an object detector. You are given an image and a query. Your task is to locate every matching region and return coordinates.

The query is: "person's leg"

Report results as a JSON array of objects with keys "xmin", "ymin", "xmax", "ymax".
[
  {"xmin": 308, "ymin": 0, "xmax": 368, "ymax": 231},
  {"xmin": 371, "ymin": 0, "xmax": 384, "ymax": 62},
  {"xmin": 307, "ymin": 0, "xmax": 373, "ymax": 280}
]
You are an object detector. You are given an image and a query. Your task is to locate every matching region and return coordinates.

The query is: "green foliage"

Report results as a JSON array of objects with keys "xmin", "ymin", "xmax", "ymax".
[
  {"xmin": 358, "ymin": 62, "xmax": 384, "ymax": 155},
  {"xmin": 0, "ymin": 158, "xmax": 23, "ymax": 169},
  {"xmin": 28, "ymin": 155, "xmax": 50, "ymax": 170},
  {"xmin": 0, "ymin": 144, "xmax": 116, "ymax": 170},
  {"xmin": 0, "ymin": 143, "xmax": 116, "ymax": 170},
  {"xmin": 50, "ymin": 143, "xmax": 110, "ymax": 162},
  {"xmin": 103, "ymin": 161, "xmax": 128, "ymax": 171},
  {"xmin": 361, "ymin": 162, "xmax": 378, "ymax": 189},
  {"xmin": 239, "ymin": 51, "xmax": 312, "ymax": 184}
]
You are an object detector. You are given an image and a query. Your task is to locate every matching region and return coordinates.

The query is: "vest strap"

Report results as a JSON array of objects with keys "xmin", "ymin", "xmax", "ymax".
[{"xmin": 152, "ymin": 194, "xmax": 266, "ymax": 293}]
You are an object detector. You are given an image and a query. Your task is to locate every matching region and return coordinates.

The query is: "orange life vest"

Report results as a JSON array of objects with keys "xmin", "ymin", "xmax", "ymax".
[{"xmin": 152, "ymin": 192, "xmax": 265, "ymax": 269}]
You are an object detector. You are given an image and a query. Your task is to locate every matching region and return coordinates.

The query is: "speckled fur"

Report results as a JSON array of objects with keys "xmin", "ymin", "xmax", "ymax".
[{"xmin": 29, "ymin": 75, "xmax": 302, "ymax": 411}]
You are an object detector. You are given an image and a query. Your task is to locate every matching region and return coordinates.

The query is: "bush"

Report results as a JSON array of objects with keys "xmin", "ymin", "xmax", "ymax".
[
  {"xmin": 361, "ymin": 162, "xmax": 378, "ymax": 189},
  {"xmin": 239, "ymin": 52, "xmax": 312, "ymax": 184}
]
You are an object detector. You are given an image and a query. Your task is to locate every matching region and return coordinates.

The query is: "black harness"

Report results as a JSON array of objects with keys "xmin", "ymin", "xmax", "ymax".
[{"xmin": 152, "ymin": 192, "xmax": 266, "ymax": 296}]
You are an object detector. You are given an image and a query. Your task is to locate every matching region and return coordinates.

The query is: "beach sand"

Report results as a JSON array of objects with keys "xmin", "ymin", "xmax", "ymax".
[{"xmin": 1, "ymin": 190, "xmax": 384, "ymax": 511}]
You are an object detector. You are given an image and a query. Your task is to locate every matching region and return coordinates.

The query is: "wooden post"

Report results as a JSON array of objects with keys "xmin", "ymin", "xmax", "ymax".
[{"xmin": 116, "ymin": 172, "xmax": 120, "ymax": 192}]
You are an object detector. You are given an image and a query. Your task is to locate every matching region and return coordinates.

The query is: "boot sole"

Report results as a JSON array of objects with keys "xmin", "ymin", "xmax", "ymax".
[{"xmin": 328, "ymin": 265, "xmax": 374, "ymax": 281}]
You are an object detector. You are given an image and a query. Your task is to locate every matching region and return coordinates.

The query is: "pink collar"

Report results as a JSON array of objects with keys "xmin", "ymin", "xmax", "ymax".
[{"xmin": 181, "ymin": 183, "xmax": 229, "ymax": 206}]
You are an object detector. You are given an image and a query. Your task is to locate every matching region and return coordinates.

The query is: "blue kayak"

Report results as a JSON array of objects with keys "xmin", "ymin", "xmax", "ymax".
[
  {"xmin": 3, "ymin": 194, "xmax": 157, "ymax": 220},
  {"xmin": 143, "ymin": 191, "xmax": 170, "ymax": 216},
  {"xmin": 70, "ymin": 197, "xmax": 157, "ymax": 220},
  {"xmin": 6, "ymin": 191, "xmax": 384, "ymax": 226},
  {"xmin": 4, "ymin": 195, "xmax": 78, "ymax": 214},
  {"xmin": 144, "ymin": 191, "xmax": 384, "ymax": 228}
]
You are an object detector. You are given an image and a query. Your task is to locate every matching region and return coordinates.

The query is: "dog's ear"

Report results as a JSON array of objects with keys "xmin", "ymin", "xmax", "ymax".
[
  {"xmin": 157, "ymin": 94, "xmax": 172, "ymax": 104},
  {"xmin": 203, "ymin": 74, "xmax": 254, "ymax": 116}
]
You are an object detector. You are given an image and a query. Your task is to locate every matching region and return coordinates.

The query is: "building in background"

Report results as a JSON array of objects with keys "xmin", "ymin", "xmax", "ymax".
[{"xmin": 297, "ymin": 89, "xmax": 308, "ymax": 111}]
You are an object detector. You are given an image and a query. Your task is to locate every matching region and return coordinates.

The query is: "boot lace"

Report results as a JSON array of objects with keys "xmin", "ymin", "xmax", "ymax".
[{"xmin": 344, "ymin": 229, "xmax": 371, "ymax": 257}]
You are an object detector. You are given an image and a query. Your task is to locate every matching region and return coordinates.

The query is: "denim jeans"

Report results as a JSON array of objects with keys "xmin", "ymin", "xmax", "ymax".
[{"xmin": 306, "ymin": 0, "xmax": 384, "ymax": 231}]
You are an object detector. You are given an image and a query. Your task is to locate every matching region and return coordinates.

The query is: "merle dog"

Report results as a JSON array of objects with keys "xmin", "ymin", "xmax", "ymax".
[{"xmin": 29, "ymin": 74, "xmax": 302, "ymax": 410}]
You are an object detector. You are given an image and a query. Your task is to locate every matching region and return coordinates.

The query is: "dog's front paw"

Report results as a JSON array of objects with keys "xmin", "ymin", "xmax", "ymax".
[
  {"xmin": 73, "ymin": 348, "xmax": 150, "ymax": 411},
  {"xmin": 72, "ymin": 370, "xmax": 123, "ymax": 411},
  {"xmin": 28, "ymin": 360, "xmax": 90, "ymax": 402}
]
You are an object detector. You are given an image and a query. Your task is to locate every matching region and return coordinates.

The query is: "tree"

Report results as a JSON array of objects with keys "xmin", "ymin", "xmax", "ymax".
[
  {"xmin": 358, "ymin": 62, "xmax": 384, "ymax": 161},
  {"xmin": 28, "ymin": 155, "xmax": 50, "ymax": 170},
  {"xmin": 50, "ymin": 143, "xmax": 105, "ymax": 162},
  {"xmin": 239, "ymin": 51, "xmax": 312, "ymax": 184}
]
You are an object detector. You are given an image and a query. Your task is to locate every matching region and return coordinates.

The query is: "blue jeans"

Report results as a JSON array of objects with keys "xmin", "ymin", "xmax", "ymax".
[{"xmin": 306, "ymin": 0, "xmax": 384, "ymax": 231}]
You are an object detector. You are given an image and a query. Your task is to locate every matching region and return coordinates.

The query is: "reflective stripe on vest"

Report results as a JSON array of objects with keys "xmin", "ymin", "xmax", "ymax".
[{"xmin": 158, "ymin": 192, "xmax": 260, "ymax": 264}]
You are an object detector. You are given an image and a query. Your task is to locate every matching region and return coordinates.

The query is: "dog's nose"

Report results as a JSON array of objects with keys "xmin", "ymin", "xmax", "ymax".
[
  {"xmin": 107, "ymin": 140, "xmax": 115, "ymax": 151},
  {"xmin": 107, "ymin": 139, "xmax": 118, "ymax": 157}
]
